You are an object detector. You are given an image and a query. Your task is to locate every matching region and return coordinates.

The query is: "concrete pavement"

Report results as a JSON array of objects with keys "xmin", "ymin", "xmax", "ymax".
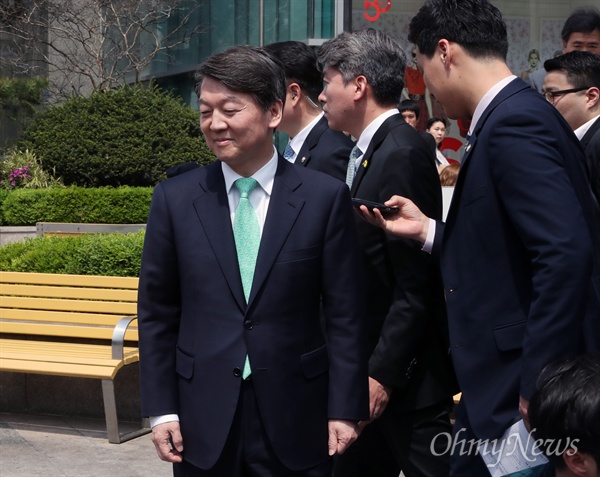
[{"xmin": 0, "ymin": 412, "xmax": 171, "ymax": 477}]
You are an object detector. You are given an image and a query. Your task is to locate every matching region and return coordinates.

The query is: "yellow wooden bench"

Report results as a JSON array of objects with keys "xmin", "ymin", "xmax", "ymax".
[{"xmin": 0, "ymin": 271, "xmax": 149, "ymax": 443}]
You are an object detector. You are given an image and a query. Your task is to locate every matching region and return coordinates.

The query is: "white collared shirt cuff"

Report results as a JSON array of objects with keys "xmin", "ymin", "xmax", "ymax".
[
  {"xmin": 150, "ymin": 414, "xmax": 180, "ymax": 428},
  {"xmin": 421, "ymin": 219, "xmax": 436, "ymax": 254}
]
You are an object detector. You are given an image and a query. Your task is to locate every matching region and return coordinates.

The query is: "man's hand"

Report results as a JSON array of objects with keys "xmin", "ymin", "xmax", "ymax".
[
  {"xmin": 151, "ymin": 421, "xmax": 184, "ymax": 463},
  {"xmin": 328, "ymin": 419, "xmax": 360, "ymax": 456},
  {"xmin": 358, "ymin": 377, "xmax": 392, "ymax": 431},
  {"xmin": 519, "ymin": 396, "xmax": 530, "ymax": 432},
  {"xmin": 356, "ymin": 195, "xmax": 430, "ymax": 244}
]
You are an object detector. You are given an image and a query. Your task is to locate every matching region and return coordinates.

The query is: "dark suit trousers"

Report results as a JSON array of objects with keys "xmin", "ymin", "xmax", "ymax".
[
  {"xmin": 333, "ymin": 400, "xmax": 452, "ymax": 477},
  {"xmin": 173, "ymin": 380, "xmax": 332, "ymax": 477},
  {"xmin": 449, "ymin": 401, "xmax": 493, "ymax": 477}
]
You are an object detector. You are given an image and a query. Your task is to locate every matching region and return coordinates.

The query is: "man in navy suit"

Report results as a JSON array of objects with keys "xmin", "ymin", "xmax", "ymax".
[
  {"xmin": 319, "ymin": 28, "xmax": 457, "ymax": 477},
  {"xmin": 358, "ymin": 0, "xmax": 600, "ymax": 475},
  {"xmin": 263, "ymin": 41, "xmax": 354, "ymax": 182},
  {"xmin": 543, "ymin": 50, "xmax": 600, "ymax": 204},
  {"xmin": 138, "ymin": 45, "xmax": 369, "ymax": 476}
]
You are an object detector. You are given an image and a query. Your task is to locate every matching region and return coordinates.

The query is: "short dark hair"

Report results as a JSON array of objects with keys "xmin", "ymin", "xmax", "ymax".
[
  {"xmin": 318, "ymin": 28, "xmax": 406, "ymax": 107},
  {"xmin": 426, "ymin": 117, "xmax": 448, "ymax": 129},
  {"xmin": 408, "ymin": 0, "xmax": 508, "ymax": 61},
  {"xmin": 194, "ymin": 45, "xmax": 287, "ymax": 112},
  {"xmin": 398, "ymin": 99, "xmax": 421, "ymax": 119},
  {"xmin": 544, "ymin": 50, "xmax": 600, "ymax": 89},
  {"xmin": 561, "ymin": 7, "xmax": 600, "ymax": 44},
  {"xmin": 529, "ymin": 353, "xmax": 600, "ymax": 469},
  {"xmin": 263, "ymin": 41, "xmax": 323, "ymax": 104}
]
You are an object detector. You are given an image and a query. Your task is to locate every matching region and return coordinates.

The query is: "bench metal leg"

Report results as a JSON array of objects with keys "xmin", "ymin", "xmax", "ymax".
[{"xmin": 101, "ymin": 379, "xmax": 150, "ymax": 444}]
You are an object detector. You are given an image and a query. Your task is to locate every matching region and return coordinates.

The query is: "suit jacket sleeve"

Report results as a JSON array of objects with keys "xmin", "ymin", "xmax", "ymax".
[
  {"xmin": 366, "ymin": 135, "xmax": 444, "ymax": 390},
  {"xmin": 488, "ymin": 109, "xmax": 594, "ymax": 399},
  {"xmin": 138, "ymin": 182, "xmax": 182, "ymax": 417}
]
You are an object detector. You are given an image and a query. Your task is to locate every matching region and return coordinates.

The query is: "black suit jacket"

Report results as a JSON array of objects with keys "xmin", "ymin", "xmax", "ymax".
[
  {"xmin": 351, "ymin": 113, "xmax": 457, "ymax": 413},
  {"xmin": 435, "ymin": 79, "xmax": 600, "ymax": 440},
  {"xmin": 581, "ymin": 116, "xmax": 600, "ymax": 205},
  {"xmin": 138, "ymin": 157, "xmax": 369, "ymax": 471},
  {"xmin": 295, "ymin": 115, "xmax": 354, "ymax": 182}
]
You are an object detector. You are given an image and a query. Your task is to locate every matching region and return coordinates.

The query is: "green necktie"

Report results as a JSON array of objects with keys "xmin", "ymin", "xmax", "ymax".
[{"xmin": 233, "ymin": 177, "xmax": 260, "ymax": 379}]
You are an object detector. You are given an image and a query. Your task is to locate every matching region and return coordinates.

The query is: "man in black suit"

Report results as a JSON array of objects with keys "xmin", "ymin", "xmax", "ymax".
[
  {"xmin": 358, "ymin": 1, "xmax": 600, "ymax": 475},
  {"xmin": 138, "ymin": 45, "xmax": 369, "ymax": 477},
  {"xmin": 318, "ymin": 28, "xmax": 457, "ymax": 477},
  {"xmin": 399, "ymin": 99, "xmax": 437, "ymax": 163},
  {"xmin": 543, "ymin": 50, "xmax": 600, "ymax": 204},
  {"xmin": 263, "ymin": 41, "xmax": 354, "ymax": 182}
]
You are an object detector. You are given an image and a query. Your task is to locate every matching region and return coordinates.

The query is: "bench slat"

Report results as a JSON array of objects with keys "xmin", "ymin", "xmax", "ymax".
[
  {"xmin": 2, "ymin": 296, "xmax": 137, "ymax": 314},
  {"xmin": 0, "ymin": 358, "xmax": 123, "ymax": 379},
  {"xmin": 0, "ymin": 322, "xmax": 138, "ymax": 341},
  {"xmin": 0, "ymin": 271, "xmax": 139, "ymax": 289},
  {"xmin": 1, "ymin": 284, "xmax": 137, "ymax": 302},
  {"xmin": 0, "ymin": 309, "xmax": 138, "ymax": 327}
]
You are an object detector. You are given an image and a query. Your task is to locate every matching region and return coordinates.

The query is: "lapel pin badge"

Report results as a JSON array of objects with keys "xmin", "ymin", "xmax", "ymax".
[
  {"xmin": 301, "ymin": 156, "xmax": 307, "ymax": 163},
  {"xmin": 465, "ymin": 143, "xmax": 472, "ymax": 153},
  {"xmin": 362, "ymin": 159, "xmax": 369, "ymax": 169}
]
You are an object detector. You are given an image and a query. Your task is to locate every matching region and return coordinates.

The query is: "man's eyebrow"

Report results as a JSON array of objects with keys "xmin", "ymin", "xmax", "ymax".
[{"xmin": 198, "ymin": 95, "xmax": 243, "ymax": 106}]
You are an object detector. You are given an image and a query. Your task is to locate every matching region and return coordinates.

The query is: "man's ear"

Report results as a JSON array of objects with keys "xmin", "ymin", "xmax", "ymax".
[
  {"xmin": 563, "ymin": 449, "xmax": 597, "ymax": 476},
  {"xmin": 268, "ymin": 100, "xmax": 283, "ymax": 129},
  {"xmin": 354, "ymin": 75, "xmax": 368, "ymax": 100},
  {"xmin": 585, "ymin": 86, "xmax": 600, "ymax": 110},
  {"xmin": 288, "ymin": 83, "xmax": 301, "ymax": 103},
  {"xmin": 438, "ymin": 39, "xmax": 451, "ymax": 68}
]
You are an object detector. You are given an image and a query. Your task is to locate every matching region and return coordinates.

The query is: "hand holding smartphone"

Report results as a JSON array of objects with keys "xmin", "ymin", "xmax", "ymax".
[{"xmin": 351, "ymin": 198, "xmax": 399, "ymax": 216}]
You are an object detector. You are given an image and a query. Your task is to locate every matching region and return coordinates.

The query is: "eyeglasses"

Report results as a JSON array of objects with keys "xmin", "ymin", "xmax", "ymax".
[{"xmin": 544, "ymin": 87, "xmax": 589, "ymax": 104}]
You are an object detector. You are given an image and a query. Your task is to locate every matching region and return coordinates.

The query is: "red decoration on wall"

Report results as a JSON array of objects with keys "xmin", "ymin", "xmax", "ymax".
[{"xmin": 364, "ymin": 0, "xmax": 392, "ymax": 22}]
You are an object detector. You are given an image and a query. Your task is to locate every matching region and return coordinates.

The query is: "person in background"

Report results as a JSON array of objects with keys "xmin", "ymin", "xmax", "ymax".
[
  {"xmin": 425, "ymin": 117, "xmax": 450, "ymax": 170},
  {"xmin": 529, "ymin": 353, "xmax": 600, "ymax": 477},
  {"xmin": 357, "ymin": 0, "xmax": 600, "ymax": 474},
  {"xmin": 543, "ymin": 50, "xmax": 600, "ymax": 205},
  {"xmin": 138, "ymin": 44, "xmax": 369, "ymax": 477},
  {"xmin": 319, "ymin": 27, "xmax": 457, "ymax": 477},
  {"xmin": 438, "ymin": 163, "xmax": 459, "ymax": 187},
  {"xmin": 263, "ymin": 41, "xmax": 353, "ymax": 182},
  {"xmin": 399, "ymin": 99, "xmax": 437, "ymax": 160},
  {"xmin": 527, "ymin": 7, "xmax": 600, "ymax": 93},
  {"xmin": 520, "ymin": 48, "xmax": 541, "ymax": 82}
]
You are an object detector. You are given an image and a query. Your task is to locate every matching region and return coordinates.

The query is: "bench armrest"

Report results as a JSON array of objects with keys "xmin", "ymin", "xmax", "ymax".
[{"xmin": 111, "ymin": 316, "xmax": 138, "ymax": 360}]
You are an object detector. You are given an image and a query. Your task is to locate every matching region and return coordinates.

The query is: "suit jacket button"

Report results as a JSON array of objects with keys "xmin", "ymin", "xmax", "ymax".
[
  {"xmin": 244, "ymin": 320, "xmax": 253, "ymax": 330},
  {"xmin": 233, "ymin": 367, "xmax": 242, "ymax": 377}
]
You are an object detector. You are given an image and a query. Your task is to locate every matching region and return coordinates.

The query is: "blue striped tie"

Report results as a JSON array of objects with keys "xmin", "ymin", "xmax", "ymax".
[{"xmin": 346, "ymin": 145, "xmax": 362, "ymax": 188}]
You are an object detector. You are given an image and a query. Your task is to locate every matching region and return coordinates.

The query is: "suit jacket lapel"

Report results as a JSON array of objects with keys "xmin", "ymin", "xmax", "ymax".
[
  {"xmin": 296, "ymin": 116, "xmax": 327, "ymax": 167},
  {"xmin": 249, "ymin": 158, "xmax": 305, "ymax": 306},
  {"xmin": 192, "ymin": 162, "xmax": 247, "ymax": 310},
  {"xmin": 445, "ymin": 79, "xmax": 528, "ymax": 227},
  {"xmin": 350, "ymin": 115, "xmax": 401, "ymax": 195}
]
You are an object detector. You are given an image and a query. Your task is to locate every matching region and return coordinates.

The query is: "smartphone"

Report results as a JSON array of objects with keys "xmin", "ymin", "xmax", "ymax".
[{"xmin": 351, "ymin": 198, "xmax": 399, "ymax": 216}]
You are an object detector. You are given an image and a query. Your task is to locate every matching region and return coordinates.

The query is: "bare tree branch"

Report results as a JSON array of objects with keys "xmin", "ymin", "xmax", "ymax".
[{"xmin": 0, "ymin": 0, "xmax": 206, "ymax": 100}]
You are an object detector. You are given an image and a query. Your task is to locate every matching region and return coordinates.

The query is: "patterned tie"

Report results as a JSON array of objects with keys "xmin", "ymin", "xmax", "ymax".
[
  {"xmin": 345, "ymin": 145, "xmax": 362, "ymax": 188},
  {"xmin": 233, "ymin": 177, "xmax": 260, "ymax": 379},
  {"xmin": 283, "ymin": 142, "xmax": 295, "ymax": 162}
]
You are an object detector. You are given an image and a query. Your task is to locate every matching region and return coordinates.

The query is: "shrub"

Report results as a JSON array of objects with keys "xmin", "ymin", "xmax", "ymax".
[
  {"xmin": 0, "ymin": 230, "xmax": 145, "ymax": 277},
  {"xmin": 1, "ymin": 186, "xmax": 152, "ymax": 225},
  {"xmin": 0, "ymin": 149, "xmax": 64, "ymax": 189},
  {"xmin": 18, "ymin": 84, "xmax": 215, "ymax": 187}
]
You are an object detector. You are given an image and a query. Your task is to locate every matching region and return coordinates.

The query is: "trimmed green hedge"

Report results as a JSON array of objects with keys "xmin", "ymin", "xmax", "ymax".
[
  {"xmin": 1, "ymin": 186, "xmax": 152, "ymax": 225},
  {"xmin": 18, "ymin": 84, "xmax": 215, "ymax": 187},
  {"xmin": 0, "ymin": 230, "xmax": 145, "ymax": 277}
]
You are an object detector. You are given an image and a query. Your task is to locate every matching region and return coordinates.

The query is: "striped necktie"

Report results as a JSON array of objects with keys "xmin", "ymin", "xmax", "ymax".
[{"xmin": 346, "ymin": 145, "xmax": 362, "ymax": 188}]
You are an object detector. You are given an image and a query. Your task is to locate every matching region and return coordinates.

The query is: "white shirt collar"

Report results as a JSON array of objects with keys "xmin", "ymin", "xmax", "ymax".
[
  {"xmin": 288, "ymin": 113, "xmax": 324, "ymax": 158},
  {"xmin": 468, "ymin": 76, "xmax": 517, "ymax": 136},
  {"xmin": 221, "ymin": 146, "xmax": 278, "ymax": 197},
  {"xmin": 355, "ymin": 109, "xmax": 399, "ymax": 154},
  {"xmin": 574, "ymin": 115, "xmax": 600, "ymax": 141}
]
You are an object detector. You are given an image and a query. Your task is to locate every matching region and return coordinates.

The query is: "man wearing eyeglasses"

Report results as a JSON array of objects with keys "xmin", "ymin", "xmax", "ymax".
[
  {"xmin": 526, "ymin": 7, "xmax": 600, "ymax": 93},
  {"xmin": 543, "ymin": 50, "xmax": 600, "ymax": 204}
]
